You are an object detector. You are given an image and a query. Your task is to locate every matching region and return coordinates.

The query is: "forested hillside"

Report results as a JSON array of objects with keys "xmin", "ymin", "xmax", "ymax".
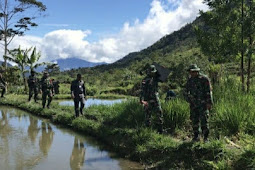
[{"xmin": 56, "ymin": 17, "xmax": 211, "ymax": 96}]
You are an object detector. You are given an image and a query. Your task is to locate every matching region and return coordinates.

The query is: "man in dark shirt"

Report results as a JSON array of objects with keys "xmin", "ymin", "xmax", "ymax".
[
  {"xmin": 0, "ymin": 73, "xmax": 6, "ymax": 98},
  {"xmin": 71, "ymin": 74, "xmax": 87, "ymax": 117}
]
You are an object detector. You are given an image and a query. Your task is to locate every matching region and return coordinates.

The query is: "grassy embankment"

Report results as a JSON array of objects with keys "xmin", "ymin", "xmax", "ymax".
[{"xmin": 1, "ymin": 78, "xmax": 255, "ymax": 169}]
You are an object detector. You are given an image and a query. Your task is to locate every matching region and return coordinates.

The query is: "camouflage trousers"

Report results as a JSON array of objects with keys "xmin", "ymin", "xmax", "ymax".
[
  {"xmin": 190, "ymin": 105, "xmax": 209, "ymax": 138},
  {"xmin": 42, "ymin": 90, "xmax": 53, "ymax": 108},
  {"xmin": 28, "ymin": 87, "xmax": 38, "ymax": 102},
  {"xmin": 74, "ymin": 97, "xmax": 85, "ymax": 117},
  {"xmin": 144, "ymin": 99, "xmax": 163, "ymax": 128}
]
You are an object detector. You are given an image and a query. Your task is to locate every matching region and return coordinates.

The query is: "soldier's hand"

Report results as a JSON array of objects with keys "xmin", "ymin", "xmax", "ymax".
[
  {"xmin": 141, "ymin": 100, "xmax": 148, "ymax": 107},
  {"xmin": 207, "ymin": 104, "xmax": 212, "ymax": 110},
  {"xmin": 71, "ymin": 94, "xmax": 75, "ymax": 99},
  {"xmin": 40, "ymin": 90, "xmax": 42, "ymax": 94}
]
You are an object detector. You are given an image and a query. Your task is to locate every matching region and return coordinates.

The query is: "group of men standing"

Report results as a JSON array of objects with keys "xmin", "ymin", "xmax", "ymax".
[
  {"xmin": 28, "ymin": 71, "xmax": 55, "ymax": 108},
  {"xmin": 28, "ymin": 71, "xmax": 87, "ymax": 117},
  {"xmin": 140, "ymin": 64, "xmax": 213, "ymax": 142},
  {"xmin": 21, "ymin": 63, "xmax": 213, "ymax": 142}
]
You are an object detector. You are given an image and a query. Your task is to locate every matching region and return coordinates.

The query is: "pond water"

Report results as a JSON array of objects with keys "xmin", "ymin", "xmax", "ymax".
[
  {"xmin": 0, "ymin": 106, "xmax": 142, "ymax": 170},
  {"xmin": 58, "ymin": 98, "xmax": 124, "ymax": 107}
]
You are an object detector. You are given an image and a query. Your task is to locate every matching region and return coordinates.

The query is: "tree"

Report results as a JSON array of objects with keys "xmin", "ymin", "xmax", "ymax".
[
  {"xmin": 27, "ymin": 46, "xmax": 46, "ymax": 72},
  {"xmin": 0, "ymin": 0, "xmax": 46, "ymax": 69},
  {"xmin": 44, "ymin": 63, "xmax": 60, "ymax": 75},
  {"xmin": 195, "ymin": 0, "xmax": 255, "ymax": 92},
  {"xmin": 5, "ymin": 46, "xmax": 29, "ymax": 91}
]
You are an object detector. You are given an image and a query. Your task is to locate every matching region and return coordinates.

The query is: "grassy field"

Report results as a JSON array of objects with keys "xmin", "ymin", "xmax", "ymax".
[{"xmin": 0, "ymin": 81, "xmax": 254, "ymax": 169}]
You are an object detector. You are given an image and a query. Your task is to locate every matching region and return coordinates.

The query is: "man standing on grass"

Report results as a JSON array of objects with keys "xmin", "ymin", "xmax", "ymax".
[
  {"xmin": 71, "ymin": 74, "xmax": 87, "ymax": 117},
  {"xmin": 0, "ymin": 73, "xmax": 6, "ymax": 98},
  {"xmin": 140, "ymin": 65, "xmax": 163, "ymax": 134},
  {"xmin": 28, "ymin": 70, "xmax": 38, "ymax": 102},
  {"xmin": 185, "ymin": 64, "xmax": 213, "ymax": 142},
  {"xmin": 40, "ymin": 72, "xmax": 54, "ymax": 109}
]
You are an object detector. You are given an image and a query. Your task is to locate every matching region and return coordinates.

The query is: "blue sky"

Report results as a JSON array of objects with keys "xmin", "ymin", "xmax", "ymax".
[
  {"xmin": 4, "ymin": 0, "xmax": 208, "ymax": 63},
  {"xmin": 28, "ymin": 0, "xmax": 152, "ymax": 41}
]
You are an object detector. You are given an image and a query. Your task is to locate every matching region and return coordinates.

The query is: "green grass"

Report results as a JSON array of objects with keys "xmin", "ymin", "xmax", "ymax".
[{"xmin": 0, "ymin": 88, "xmax": 254, "ymax": 169}]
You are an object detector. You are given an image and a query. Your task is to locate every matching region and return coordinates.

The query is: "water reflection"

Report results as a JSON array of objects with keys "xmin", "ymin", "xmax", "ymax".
[
  {"xmin": 39, "ymin": 122, "xmax": 54, "ymax": 156},
  {"xmin": 0, "ymin": 106, "xmax": 142, "ymax": 170},
  {"xmin": 59, "ymin": 98, "xmax": 124, "ymax": 107},
  {"xmin": 28, "ymin": 117, "xmax": 39, "ymax": 144},
  {"xmin": 70, "ymin": 136, "xmax": 86, "ymax": 170}
]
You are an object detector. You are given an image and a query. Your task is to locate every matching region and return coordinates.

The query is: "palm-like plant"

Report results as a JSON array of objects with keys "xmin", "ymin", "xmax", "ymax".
[
  {"xmin": 27, "ymin": 47, "xmax": 46, "ymax": 72},
  {"xmin": 5, "ymin": 46, "xmax": 30, "ymax": 91}
]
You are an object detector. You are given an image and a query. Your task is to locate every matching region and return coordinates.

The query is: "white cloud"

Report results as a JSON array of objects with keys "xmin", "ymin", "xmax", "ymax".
[{"xmin": 1, "ymin": 0, "xmax": 208, "ymax": 63}]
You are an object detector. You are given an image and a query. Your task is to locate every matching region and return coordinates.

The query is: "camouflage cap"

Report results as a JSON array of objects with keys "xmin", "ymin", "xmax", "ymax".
[
  {"xmin": 187, "ymin": 64, "xmax": 200, "ymax": 72},
  {"xmin": 150, "ymin": 65, "xmax": 157, "ymax": 73}
]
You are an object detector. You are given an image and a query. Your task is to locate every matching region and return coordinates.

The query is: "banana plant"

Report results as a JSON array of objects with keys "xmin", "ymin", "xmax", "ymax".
[
  {"xmin": 5, "ymin": 46, "xmax": 30, "ymax": 91},
  {"xmin": 27, "ymin": 47, "xmax": 47, "ymax": 72}
]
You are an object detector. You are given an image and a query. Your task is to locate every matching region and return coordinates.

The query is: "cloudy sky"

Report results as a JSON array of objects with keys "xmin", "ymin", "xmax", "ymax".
[{"xmin": 1, "ymin": 0, "xmax": 208, "ymax": 63}]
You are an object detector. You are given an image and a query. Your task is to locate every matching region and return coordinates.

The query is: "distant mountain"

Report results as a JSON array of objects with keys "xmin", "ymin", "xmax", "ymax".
[
  {"xmin": 54, "ymin": 57, "xmax": 106, "ymax": 71},
  {"xmin": 0, "ymin": 61, "xmax": 13, "ymax": 67},
  {"xmin": 35, "ymin": 57, "xmax": 106, "ymax": 72}
]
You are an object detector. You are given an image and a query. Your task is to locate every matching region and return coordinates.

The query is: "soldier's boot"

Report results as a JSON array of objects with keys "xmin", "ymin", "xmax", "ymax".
[
  {"xmin": 145, "ymin": 120, "xmax": 151, "ymax": 127},
  {"xmin": 80, "ymin": 108, "xmax": 83, "ymax": 115},
  {"xmin": 42, "ymin": 99, "xmax": 46, "ymax": 108},
  {"xmin": 75, "ymin": 112, "xmax": 79, "ymax": 117},
  {"xmin": 192, "ymin": 132, "xmax": 200, "ymax": 142},
  {"xmin": 47, "ymin": 98, "xmax": 52, "ymax": 108},
  {"xmin": 75, "ymin": 109, "xmax": 79, "ymax": 117},
  {"xmin": 1, "ymin": 88, "xmax": 5, "ymax": 97},
  {"xmin": 34, "ymin": 95, "xmax": 38, "ymax": 103},
  {"xmin": 203, "ymin": 130, "xmax": 209, "ymax": 142},
  {"xmin": 157, "ymin": 124, "xmax": 163, "ymax": 134}
]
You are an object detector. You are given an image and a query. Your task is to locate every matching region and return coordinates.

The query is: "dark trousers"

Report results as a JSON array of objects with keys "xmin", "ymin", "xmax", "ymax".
[
  {"xmin": 74, "ymin": 97, "xmax": 85, "ymax": 117},
  {"xmin": 0, "ymin": 87, "xmax": 5, "ymax": 97},
  {"xmin": 28, "ymin": 87, "xmax": 38, "ymax": 102},
  {"xmin": 42, "ymin": 91, "xmax": 53, "ymax": 108}
]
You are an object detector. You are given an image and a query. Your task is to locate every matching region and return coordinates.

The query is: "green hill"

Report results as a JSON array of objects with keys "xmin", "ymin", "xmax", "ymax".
[{"xmin": 57, "ymin": 17, "xmax": 210, "ymax": 96}]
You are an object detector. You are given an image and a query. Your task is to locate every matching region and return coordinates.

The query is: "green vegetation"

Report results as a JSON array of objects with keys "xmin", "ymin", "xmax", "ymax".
[
  {"xmin": 0, "ymin": 78, "xmax": 254, "ymax": 169},
  {"xmin": 1, "ymin": 1, "xmax": 255, "ymax": 169},
  {"xmin": 0, "ymin": 0, "xmax": 46, "ymax": 69}
]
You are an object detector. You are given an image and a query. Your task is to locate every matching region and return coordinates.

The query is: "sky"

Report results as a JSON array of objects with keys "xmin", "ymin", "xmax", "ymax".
[{"xmin": 1, "ymin": 0, "xmax": 208, "ymax": 64}]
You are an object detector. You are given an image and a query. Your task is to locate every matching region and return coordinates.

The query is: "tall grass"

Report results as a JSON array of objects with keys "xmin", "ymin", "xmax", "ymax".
[
  {"xmin": 211, "ymin": 77, "xmax": 255, "ymax": 136},
  {"xmin": 162, "ymin": 99, "xmax": 189, "ymax": 131}
]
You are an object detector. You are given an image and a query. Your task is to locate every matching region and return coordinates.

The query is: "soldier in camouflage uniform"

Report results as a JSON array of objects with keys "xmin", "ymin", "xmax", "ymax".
[
  {"xmin": 140, "ymin": 65, "xmax": 163, "ymax": 134},
  {"xmin": 185, "ymin": 64, "xmax": 213, "ymax": 142},
  {"xmin": 71, "ymin": 74, "xmax": 87, "ymax": 117},
  {"xmin": 27, "ymin": 70, "xmax": 38, "ymax": 102},
  {"xmin": 40, "ymin": 72, "xmax": 54, "ymax": 108}
]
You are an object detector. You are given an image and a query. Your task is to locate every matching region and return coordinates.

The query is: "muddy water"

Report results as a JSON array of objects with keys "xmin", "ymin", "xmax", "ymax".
[
  {"xmin": 58, "ymin": 98, "xmax": 124, "ymax": 107},
  {"xmin": 0, "ymin": 106, "xmax": 142, "ymax": 170}
]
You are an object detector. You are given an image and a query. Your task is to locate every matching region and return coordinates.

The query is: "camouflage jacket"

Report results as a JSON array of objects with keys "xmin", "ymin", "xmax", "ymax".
[
  {"xmin": 186, "ymin": 74, "xmax": 213, "ymax": 107},
  {"xmin": 27, "ymin": 75, "xmax": 38, "ymax": 88},
  {"xmin": 140, "ymin": 76, "xmax": 160, "ymax": 102},
  {"xmin": 40, "ymin": 77, "xmax": 54, "ymax": 93}
]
